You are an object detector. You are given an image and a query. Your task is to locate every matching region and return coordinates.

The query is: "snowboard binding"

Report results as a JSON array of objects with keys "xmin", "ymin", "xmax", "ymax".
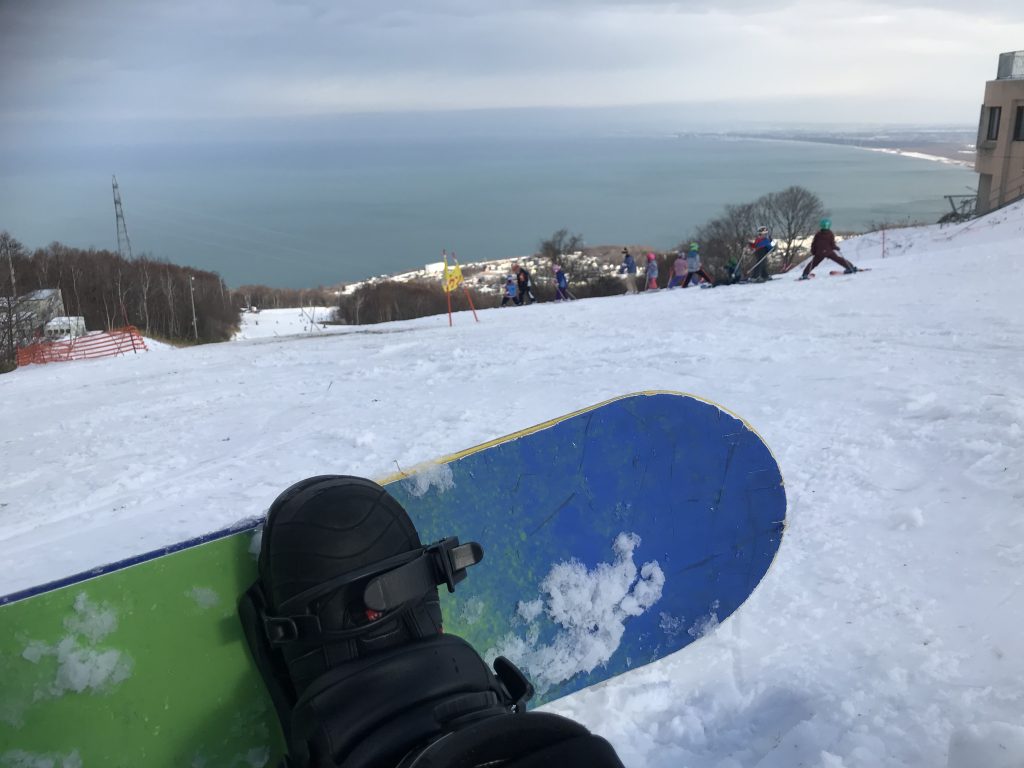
[{"xmin": 240, "ymin": 475, "xmax": 623, "ymax": 768}]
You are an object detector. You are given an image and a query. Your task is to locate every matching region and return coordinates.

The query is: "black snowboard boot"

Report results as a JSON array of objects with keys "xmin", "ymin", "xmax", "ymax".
[{"xmin": 240, "ymin": 475, "xmax": 624, "ymax": 768}]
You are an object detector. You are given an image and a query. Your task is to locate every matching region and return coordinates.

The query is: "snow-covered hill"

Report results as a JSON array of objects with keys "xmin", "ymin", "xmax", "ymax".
[{"xmin": 2, "ymin": 202, "xmax": 1023, "ymax": 767}]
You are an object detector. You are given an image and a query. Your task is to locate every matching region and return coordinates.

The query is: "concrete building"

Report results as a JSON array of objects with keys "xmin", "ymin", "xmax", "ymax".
[
  {"xmin": 44, "ymin": 316, "xmax": 87, "ymax": 340},
  {"xmin": 975, "ymin": 50, "xmax": 1024, "ymax": 215}
]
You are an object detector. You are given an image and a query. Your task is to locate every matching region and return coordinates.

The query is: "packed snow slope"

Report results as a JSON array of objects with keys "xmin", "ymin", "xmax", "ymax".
[{"xmin": 2, "ymin": 202, "xmax": 1023, "ymax": 767}]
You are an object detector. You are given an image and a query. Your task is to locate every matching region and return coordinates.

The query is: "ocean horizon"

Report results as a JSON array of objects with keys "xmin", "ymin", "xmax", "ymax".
[{"xmin": 0, "ymin": 133, "xmax": 977, "ymax": 289}]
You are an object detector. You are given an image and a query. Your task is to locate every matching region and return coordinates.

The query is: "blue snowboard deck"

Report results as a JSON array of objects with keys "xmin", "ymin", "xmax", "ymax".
[
  {"xmin": 384, "ymin": 390, "xmax": 786, "ymax": 701},
  {"xmin": 0, "ymin": 391, "xmax": 785, "ymax": 765}
]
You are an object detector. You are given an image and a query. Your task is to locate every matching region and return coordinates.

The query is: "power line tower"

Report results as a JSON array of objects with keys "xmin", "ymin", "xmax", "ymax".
[{"xmin": 112, "ymin": 175, "xmax": 134, "ymax": 260}]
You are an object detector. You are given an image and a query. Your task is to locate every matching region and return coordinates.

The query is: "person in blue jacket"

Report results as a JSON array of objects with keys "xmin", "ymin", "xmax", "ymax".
[
  {"xmin": 618, "ymin": 248, "xmax": 638, "ymax": 294},
  {"xmin": 553, "ymin": 264, "xmax": 571, "ymax": 301},
  {"xmin": 644, "ymin": 252, "xmax": 659, "ymax": 291},
  {"xmin": 681, "ymin": 242, "xmax": 715, "ymax": 287},
  {"xmin": 500, "ymin": 275, "xmax": 517, "ymax": 307}
]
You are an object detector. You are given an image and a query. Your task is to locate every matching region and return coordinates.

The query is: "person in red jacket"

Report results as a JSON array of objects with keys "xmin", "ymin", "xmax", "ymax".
[
  {"xmin": 800, "ymin": 219, "xmax": 859, "ymax": 279},
  {"xmin": 747, "ymin": 226, "xmax": 774, "ymax": 282}
]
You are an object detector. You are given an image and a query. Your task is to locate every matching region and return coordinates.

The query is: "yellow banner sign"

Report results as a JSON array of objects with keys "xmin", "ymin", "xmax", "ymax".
[{"xmin": 443, "ymin": 264, "xmax": 464, "ymax": 293}]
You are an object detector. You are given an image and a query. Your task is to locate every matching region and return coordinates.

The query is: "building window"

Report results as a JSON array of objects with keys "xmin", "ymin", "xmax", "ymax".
[
  {"xmin": 986, "ymin": 106, "xmax": 1002, "ymax": 141},
  {"xmin": 1014, "ymin": 106, "xmax": 1024, "ymax": 141}
]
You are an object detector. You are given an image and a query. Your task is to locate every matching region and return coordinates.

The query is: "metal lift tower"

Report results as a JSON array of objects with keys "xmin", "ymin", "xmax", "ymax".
[{"xmin": 112, "ymin": 176, "xmax": 134, "ymax": 260}]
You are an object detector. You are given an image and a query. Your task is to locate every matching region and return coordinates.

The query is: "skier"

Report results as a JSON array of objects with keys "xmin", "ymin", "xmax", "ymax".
[
  {"xmin": 553, "ymin": 264, "xmax": 572, "ymax": 301},
  {"xmin": 747, "ymin": 226, "xmax": 774, "ymax": 282},
  {"xmin": 240, "ymin": 476, "xmax": 625, "ymax": 768},
  {"xmin": 618, "ymin": 248, "xmax": 638, "ymax": 294},
  {"xmin": 667, "ymin": 251, "xmax": 688, "ymax": 288},
  {"xmin": 644, "ymin": 252, "xmax": 659, "ymax": 291},
  {"xmin": 511, "ymin": 262, "xmax": 535, "ymax": 304},
  {"xmin": 799, "ymin": 219, "xmax": 859, "ymax": 279},
  {"xmin": 681, "ymin": 242, "xmax": 715, "ymax": 288},
  {"xmin": 724, "ymin": 256, "xmax": 743, "ymax": 285},
  {"xmin": 500, "ymin": 274, "xmax": 518, "ymax": 307}
]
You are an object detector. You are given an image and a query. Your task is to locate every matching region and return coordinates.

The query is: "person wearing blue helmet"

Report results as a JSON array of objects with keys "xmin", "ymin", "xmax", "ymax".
[{"xmin": 800, "ymin": 219, "xmax": 859, "ymax": 279}]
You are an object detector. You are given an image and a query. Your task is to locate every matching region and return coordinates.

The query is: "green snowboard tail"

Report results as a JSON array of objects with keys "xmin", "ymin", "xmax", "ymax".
[{"xmin": 0, "ymin": 392, "xmax": 786, "ymax": 767}]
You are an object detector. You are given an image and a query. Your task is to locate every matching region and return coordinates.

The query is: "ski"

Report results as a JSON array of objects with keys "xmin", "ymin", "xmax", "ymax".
[{"xmin": 829, "ymin": 268, "xmax": 872, "ymax": 276}]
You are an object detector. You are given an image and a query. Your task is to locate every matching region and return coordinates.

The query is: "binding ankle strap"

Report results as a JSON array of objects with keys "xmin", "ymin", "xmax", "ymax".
[{"xmin": 262, "ymin": 538, "xmax": 482, "ymax": 647}]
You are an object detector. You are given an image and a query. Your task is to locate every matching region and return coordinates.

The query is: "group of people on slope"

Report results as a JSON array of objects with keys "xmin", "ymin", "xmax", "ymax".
[
  {"xmin": 618, "ymin": 242, "xmax": 714, "ymax": 293},
  {"xmin": 500, "ymin": 261, "xmax": 572, "ymax": 307},
  {"xmin": 500, "ymin": 220, "xmax": 857, "ymax": 306},
  {"xmin": 619, "ymin": 219, "xmax": 858, "ymax": 292}
]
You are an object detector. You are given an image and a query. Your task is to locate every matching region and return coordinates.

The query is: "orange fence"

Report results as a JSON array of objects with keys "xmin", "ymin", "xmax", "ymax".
[{"xmin": 17, "ymin": 327, "xmax": 148, "ymax": 367}]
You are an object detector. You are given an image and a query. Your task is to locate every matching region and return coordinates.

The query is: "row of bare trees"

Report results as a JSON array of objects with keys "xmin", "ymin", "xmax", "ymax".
[
  {"xmin": 681, "ymin": 186, "xmax": 827, "ymax": 278},
  {"xmin": 233, "ymin": 284, "xmax": 337, "ymax": 311},
  {"xmin": 0, "ymin": 232, "xmax": 240, "ymax": 369},
  {"xmin": 532, "ymin": 187, "xmax": 825, "ymax": 285}
]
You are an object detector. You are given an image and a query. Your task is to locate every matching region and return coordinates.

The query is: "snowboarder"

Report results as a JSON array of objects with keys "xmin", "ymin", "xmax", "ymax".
[
  {"xmin": 644, "ymin": 252, "xmax": 659, "ymax": 291},
  {"xmin": 240, "ymin": 476, "xmax": 625, "ymax": 768},
  {"xmin": 500, "ymin": 274, "xmax": 518, "ymax": 307},
  {"xmin": 553, "ymin": 264, "xmax": 572, "ymax": 301},
  {"xmin": 512, "ymin": 262, "xmax": 535, "ymax": 304},
  {"xmin": 618, "ymin": 248, "xmax": 638, "ymax": 294},
  {"xmin": 799, "ymin": 219, "xmax": 859, "ymax": 279},
  {"xmin": 747, "ymin": 226, "xmax": 774, "ymax": 282},
  {"xmin": 681, "ymin": 242, "xmax": 715, "ymax": 288}
]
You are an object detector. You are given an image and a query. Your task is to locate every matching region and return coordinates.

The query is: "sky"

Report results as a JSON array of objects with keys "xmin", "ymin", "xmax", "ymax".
[{"xmin": 2, "ymin": 0, "xmax": 1023, "ymax": 147}]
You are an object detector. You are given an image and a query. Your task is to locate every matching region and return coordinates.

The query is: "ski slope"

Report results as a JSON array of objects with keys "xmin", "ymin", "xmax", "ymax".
[{"xmin": 2, "ymin": 202, "xmax": 1023, "ymax": 767}]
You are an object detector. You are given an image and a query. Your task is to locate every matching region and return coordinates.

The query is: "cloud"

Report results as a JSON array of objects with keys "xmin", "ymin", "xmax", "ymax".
[{"xmin": 1, "ymin": 0, "xmax": 1022, "ymax": 134}]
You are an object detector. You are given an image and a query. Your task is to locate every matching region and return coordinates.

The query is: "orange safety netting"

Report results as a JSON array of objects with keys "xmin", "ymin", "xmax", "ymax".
[{"xmin": 17, "ymin": 327, "xmax": 148, "ymax": 367}]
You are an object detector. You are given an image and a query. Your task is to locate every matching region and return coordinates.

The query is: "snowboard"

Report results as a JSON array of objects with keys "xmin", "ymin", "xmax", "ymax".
[{"xmin": 0, "ymin": 391, "xmax": 786, "ymax": 768}]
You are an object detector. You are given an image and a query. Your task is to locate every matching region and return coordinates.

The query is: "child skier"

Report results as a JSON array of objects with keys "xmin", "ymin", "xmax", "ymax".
[
  {"xmin": 511, "ymin": 262, "xmax": 535, "ymax": 304},
  {"xmin": 800, "ymin": 219, "xmax": 859, "ymax": 279},
  {"xmin": 747, "ymin": 226, "xmax": 774, "ymax": 282},
  {"xmin": 618, "ymin": 248, "xmax": 638, "ymax": 294},
  {"xmin": 725, "ymin": 256, "xmax": 742, "ymax": 284},
  {"xmin": 667, "ymin": 251, "xmax": 688, "ymax": 288},
  {"xmin": 645, "ymin": 252, "xmax": 659, "ymax": 291},
  {"xmin": 500, "ymin": 274, "xmax": 517, "ymax": 307},
  {"xmin": 553, "ymin": 264, "xmax": 571, "ymax": 301},
  {"xmin": 681, "ymin": 242, "xmax": 715, "ymax": 288}
]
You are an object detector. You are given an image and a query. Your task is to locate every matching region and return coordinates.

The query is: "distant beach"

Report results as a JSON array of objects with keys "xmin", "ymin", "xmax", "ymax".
[
  {"xmin": 726, "ymin": 127, "xmax": 976, "ymax": 168},
  {"xmin": 855, "ymin": 145, "xmax": 974, "ymax": 168}
]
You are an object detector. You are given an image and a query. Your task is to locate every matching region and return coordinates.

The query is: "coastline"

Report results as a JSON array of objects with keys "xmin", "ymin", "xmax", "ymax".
[
  {"xmin": 719, "ymin": 131, "xmax": 977, "ymax": 169},
  {"xmin": 853, "ymin": 145, "xmax": 974, "ymax": 168}
]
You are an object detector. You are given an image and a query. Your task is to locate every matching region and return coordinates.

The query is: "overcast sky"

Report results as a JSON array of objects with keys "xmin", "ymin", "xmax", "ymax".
[{"xmin": 2, "ymin": 0, "xmax": 1022, "ymax": 145}]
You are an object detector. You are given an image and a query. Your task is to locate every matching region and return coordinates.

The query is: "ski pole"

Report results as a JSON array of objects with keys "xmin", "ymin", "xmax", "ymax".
[{"xmin": 744, "ymin": 251, "xmax": 770, "ymax": 278}]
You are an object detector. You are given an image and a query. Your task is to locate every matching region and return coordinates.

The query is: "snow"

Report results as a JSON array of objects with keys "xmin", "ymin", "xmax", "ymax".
[
  {"xmin": 231, "ymin": 306, "xmax": 334, "ymax": 340},
  {"xmin": 488, "ymin": 532, "xmax": 665, "ymax": 695},
  {"xmin": 2, "ymin": 200, "xmax": 1024, "ymax": 766},
  {"xmin": 19, "ymin": 593, "xmax": 132, "ymax": 700}
]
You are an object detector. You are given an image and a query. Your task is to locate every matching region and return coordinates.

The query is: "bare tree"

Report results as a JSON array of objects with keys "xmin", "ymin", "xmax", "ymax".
[
  {"xmin": 538, "ymin": 228, "xmax": 585, "ymax": 265},
  {"xmin": 760, "ymin": 186, "xmax": 826, "ymax": 270},
  {"xmin": 0, "ymin": 232, "xmax": 29, "ymax": 370},
  {"xmin": 691, "ymin": 202, "xmax": 761, "ymax": 278}
]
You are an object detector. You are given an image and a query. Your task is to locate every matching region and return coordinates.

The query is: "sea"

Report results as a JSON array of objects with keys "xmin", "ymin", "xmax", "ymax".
[{"xmin": 0, "ymin": 134, "xmax": 977, "ymax": 288}]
